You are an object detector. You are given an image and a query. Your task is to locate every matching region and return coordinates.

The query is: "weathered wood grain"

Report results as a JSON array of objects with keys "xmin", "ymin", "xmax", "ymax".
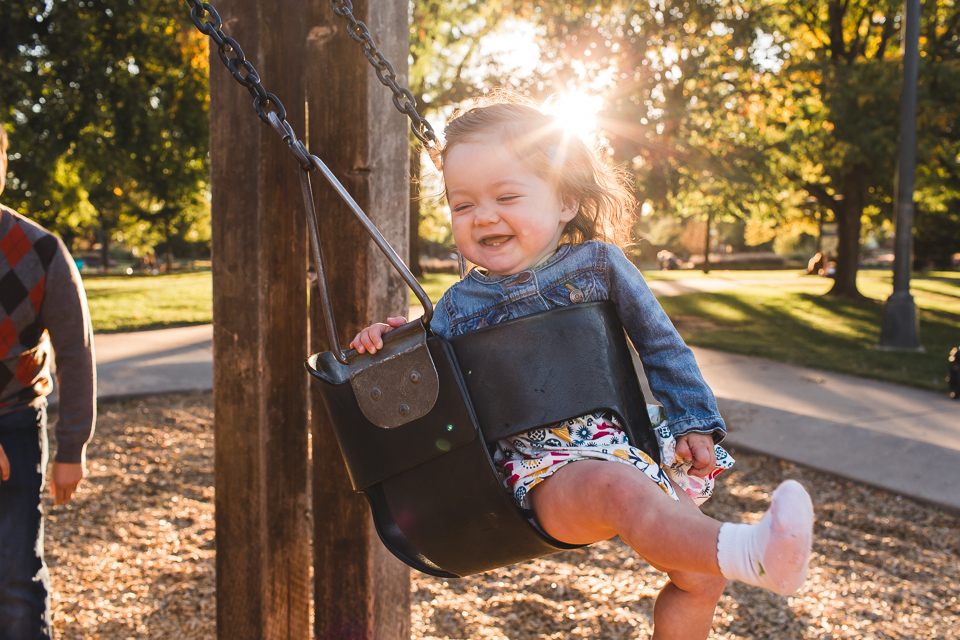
[
  {"xmin": 305, "ymin": 0, "xmax": 412, "ymax": 639},
  {"xmin": 210, "ymin": 0, "xmax": 311, "ymax": 637}
]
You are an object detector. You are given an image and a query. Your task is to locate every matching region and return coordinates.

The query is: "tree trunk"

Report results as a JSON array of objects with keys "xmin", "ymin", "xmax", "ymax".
[
  {"xmin": 828, "ymin": 165, "xmax": 867, "ymax": 298},
  {"xmin": 409, "ymin": 142, "xmax": 424, "ymax": 278},
  {"xmin": 702, "ymin": 212, "xmax": 712, "ymax": 274}
]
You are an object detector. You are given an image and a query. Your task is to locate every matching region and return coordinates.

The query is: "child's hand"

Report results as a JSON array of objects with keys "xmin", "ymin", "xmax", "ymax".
[
  {"xmin": 349, "ymin": 317, "xmax": 407, "ymax": 354},
  {"xmin": 675, "ymin": 432, "xmax": 717, "ymax": 477}
]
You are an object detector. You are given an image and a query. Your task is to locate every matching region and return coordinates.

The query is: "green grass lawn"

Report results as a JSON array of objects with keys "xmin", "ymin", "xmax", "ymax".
[
  {"xmin": 85, "ymin": 270, "xmax": 450, "ymax": 333},
  {"xmin": 416, "ymin": 272, "xmax": 460, "ymax": 305},
  {"xmin": 658, "ymin": 269, "xmax": 959, "ymax": 393},
  {"xmin": 416, "ymin": 268, "xmax": 959, "ymax": 392},
  {"xmin": 83, "ymin": 271, "xmax": 213, "ymax": 333}
]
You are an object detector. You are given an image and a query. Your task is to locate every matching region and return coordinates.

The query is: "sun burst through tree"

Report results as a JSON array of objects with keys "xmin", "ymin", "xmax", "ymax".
[{"xmin": 542, "ymin": 92, "xmax": 605, "ymax": 144}]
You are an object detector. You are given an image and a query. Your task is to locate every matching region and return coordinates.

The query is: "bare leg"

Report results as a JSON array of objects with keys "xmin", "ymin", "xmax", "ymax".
[
  {"xmin": 652, "ymin": 571, "xmax": 726, "ymax": 640},
  {"xmin": 648, "ymin": 487, "xmax": 727, "ymax": 640},
  {"xmin": 529, "ymin": 460, "xmax": 726, "ymax": 640},
  {"xmin": 528, "ymin": 460, "xmax": 723, "ymax": 574}
]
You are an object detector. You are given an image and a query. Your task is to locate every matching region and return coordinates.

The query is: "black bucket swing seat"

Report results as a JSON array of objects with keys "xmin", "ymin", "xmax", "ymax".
[{"xmin": 307, "ymin": 300, "xmax": 661, "ymax": 579}]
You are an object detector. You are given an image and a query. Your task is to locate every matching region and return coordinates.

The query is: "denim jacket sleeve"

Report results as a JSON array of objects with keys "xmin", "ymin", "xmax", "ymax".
[
  {"xmin": 604, "ymin": 244, "xmax": 726, "ymax": 442},
  {"xmin": 428, "ymin": 290, "xmax": 454, "ymax": 340}
]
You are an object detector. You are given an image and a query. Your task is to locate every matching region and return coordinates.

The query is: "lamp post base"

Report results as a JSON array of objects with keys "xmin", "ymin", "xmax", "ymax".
[{"xmin": 879, "ymin": 291, "xmax": 921, "ymax": 349}]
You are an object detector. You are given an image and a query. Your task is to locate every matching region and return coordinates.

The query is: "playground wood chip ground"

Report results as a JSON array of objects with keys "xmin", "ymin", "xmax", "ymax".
[{"xmin": 44, "ymin": 393, "xmax": 958, "ymax": 639}]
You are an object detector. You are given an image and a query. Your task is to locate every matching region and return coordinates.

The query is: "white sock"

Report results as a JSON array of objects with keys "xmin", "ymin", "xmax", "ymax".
[{"xmin": 716, "ymin": 479, "xmax": 814, "ymax": 595}]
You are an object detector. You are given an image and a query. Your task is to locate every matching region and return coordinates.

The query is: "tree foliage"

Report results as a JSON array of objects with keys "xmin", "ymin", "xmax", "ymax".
[
  {"xmin": 751, "ymin": 0, "xmax": 960, "ymax": 295},
  {"xmin": 408, "ymin": 0, "xmax": 529, "ymax": 272},
  {"xmin": 497, "ymin": 2, "xmax": 786, "ymax": 266},
  {"xmin": 506, "ymin": 0, "xmax": 959, "ymax": 292},
  {"xmin": 0, "ymin": 0, "xmax": 209, "ymax": 269}
]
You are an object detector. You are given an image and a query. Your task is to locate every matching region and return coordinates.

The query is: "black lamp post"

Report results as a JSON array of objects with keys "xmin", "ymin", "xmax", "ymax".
[{"xmin": 880, "ymin": 0, "xmax": 921, "ymax": 349}]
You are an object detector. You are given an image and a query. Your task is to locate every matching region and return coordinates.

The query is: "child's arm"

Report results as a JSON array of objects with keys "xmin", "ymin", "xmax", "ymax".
[
  {"xmin": 605, "ymin": 244, "xmax": 726, "ymax": 443},
  {"xmin": 349, "ymin": 317, "xmax": 407, "ymax": 354}
]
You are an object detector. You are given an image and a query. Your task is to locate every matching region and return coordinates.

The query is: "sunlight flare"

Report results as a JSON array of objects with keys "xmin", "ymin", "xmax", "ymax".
[{"xmin": 542, "ymin": 92, "xmax": 605, "ymax": 142}]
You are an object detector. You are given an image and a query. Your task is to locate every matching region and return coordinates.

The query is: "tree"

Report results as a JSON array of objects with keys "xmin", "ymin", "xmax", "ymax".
[
  {"xmin": 753, "ymin": 0, "xmax": 901, "ymax": 297},
  {"xmin": 753, "ymin": 0, "xmax": 960, "ymax": 297},
  {"xmin": 0, "ymin": 0, "xmax": 209, "ymax": 267},
  {"xmin": 505, "ymin": 2, "xmax": 778, "ymax": 268},
  {"xmin": 912, "ymin": 0, "xmax": 960, "ymax": 268}
]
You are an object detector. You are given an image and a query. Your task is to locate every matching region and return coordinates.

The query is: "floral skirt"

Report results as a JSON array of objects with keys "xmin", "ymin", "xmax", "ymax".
[{"xmin": 493, "ymin": 408, "xmax": 734, "ymax": 509}]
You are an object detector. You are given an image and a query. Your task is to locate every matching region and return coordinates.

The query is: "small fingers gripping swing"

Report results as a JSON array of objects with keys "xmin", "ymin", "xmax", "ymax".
[{"xmin": 189, "ymin": 1, "xmax": 815, "ymax": 636}]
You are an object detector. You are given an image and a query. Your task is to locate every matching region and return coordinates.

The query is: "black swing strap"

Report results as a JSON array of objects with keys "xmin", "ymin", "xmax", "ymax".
[{"xmin": 186, "ymin": 0, "xmax": 437, "ymax": 364}]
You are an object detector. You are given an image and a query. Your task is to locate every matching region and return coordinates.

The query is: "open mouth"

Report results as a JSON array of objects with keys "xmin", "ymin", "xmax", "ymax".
[{"xmin": 479, "ymin": 235, "xmax": 513, "ymax": 247}]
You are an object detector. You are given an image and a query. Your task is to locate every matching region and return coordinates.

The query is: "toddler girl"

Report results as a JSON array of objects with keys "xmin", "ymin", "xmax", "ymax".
[{"xmin": 351, "ymin": 97, "xmax": 814, "ymax": 639}]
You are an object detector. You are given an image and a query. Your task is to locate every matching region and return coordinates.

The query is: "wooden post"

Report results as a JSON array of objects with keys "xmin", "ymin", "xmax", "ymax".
[
  {"xmin": 304, "ymin": 0, "xmax": 412, "ymax": 638},
  {"xmin": 209, "ymin": 0, "xmax": 311, "ymax": 637}
]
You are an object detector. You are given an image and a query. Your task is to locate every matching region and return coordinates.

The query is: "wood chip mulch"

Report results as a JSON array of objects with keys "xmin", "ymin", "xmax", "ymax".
[{"xmin": 43, "ymin": 393, "xmax": 958, "ymax": 639}]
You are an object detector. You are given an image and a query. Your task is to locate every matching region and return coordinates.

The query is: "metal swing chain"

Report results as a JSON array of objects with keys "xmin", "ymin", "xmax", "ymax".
[
  {"xmin": 328, "ymin": 0, "xmax": 440, "ymax": 159},
  {"xmin": 184, "ymin": 0, "xmax": 436, "ymax": 362},
  {"xmin": 186, "ymin": 0, "xmax": 303, "ymax": 164},
  {"xmin": 185, "ymin": 0, "xmax": 440, "ymax": 166}
]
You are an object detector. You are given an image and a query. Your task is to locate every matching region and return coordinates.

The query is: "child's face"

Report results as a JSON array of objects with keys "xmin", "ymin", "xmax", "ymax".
[{"xmin": 444, "ymin": 138, "xmax": 577, "ymax": 277}]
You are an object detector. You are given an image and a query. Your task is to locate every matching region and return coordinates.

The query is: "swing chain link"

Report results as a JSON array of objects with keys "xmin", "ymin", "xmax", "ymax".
[
  {"xmin": 186, "ymin": 0, "xmax": 439, "ymax": 168},
  {"xmin": 328, "ymin": 0, "xmax": 439, "ymax": 153},
  {"xmin": 184, "ymin": 0, "xmax": 437, "ymax": 336},
  {"xmin": 186, "ymin": 0, "xmax": 311, "ymax": 167}
]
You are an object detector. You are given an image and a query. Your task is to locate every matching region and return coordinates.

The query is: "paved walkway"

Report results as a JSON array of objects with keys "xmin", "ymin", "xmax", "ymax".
[
  {"xmin": 70, "ymin": 279, "xmax": 960, "ymax": 513},
  {"xmin": 93, "ymin": 324, "xmax": 214, "ymax": 401},
  {"xmin": 693, "ymin": 350, "xmax": 959, "ymax": 512}
]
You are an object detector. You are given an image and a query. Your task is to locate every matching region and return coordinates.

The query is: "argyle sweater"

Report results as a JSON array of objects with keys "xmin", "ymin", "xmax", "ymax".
[{"xmin": 0, "ymin": 204, "xmax": 95, "ymax": 463}]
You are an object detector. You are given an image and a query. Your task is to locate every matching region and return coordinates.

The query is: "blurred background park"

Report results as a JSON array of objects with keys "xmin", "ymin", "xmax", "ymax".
[
  {"xmin": 2, "ymin": 0, "xmax": 958, "ymax": 393},
  {"xmin": 3, "ymin": 2, "xmax": 960, "ymax": 639}
]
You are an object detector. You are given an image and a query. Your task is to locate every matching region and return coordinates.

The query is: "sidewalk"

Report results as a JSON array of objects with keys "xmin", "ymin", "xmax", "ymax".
[
  {"xmin": 94, "ymin": 324, "xmax": 214, "ymax": 401},
  {"xmin": 82, "ymin": 317, "xmax": 960, "ymax": 513},
  {"xmin": 691, "ymin": 349, "xmax": 960, "ymax": 513}
]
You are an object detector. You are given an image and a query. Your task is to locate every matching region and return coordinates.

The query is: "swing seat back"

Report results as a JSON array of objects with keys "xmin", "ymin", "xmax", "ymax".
[
  {"xmin": 450, "ymin": 301, "xmax": 660, "ymax": 459},
  {"xmin": 306, "ymin": 301, "xmax": 656, "ymax": 578}
]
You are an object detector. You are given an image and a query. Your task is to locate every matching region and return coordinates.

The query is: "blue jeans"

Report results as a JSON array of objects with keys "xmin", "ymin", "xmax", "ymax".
[{"xmin": 0, "ymin": 404, "xmax": 51, "ymax": 640}]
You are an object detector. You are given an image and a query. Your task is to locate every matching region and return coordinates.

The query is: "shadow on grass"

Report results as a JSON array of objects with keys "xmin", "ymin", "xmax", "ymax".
[
  {"xmin": 662, "ymin": 289, "xmax": 956, "ymax": 392},
  {"xmin": 93, "ymin": 320, "xmax": 212, "ymax": 334}
]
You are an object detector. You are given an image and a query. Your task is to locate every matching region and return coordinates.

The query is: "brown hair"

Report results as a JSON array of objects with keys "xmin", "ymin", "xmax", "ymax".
[{"xmin": 440, "ymin": 94, "xmax": 636, "ymax": 246}]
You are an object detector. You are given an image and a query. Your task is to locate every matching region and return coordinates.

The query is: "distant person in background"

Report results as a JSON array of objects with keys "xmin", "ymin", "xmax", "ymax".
[
  {"xmin": 806, "ymin": 252, "xmax": 824, "ymax": 275},
  {"xmin": 657, "ymin": 249, "xmax": 681, "ymax": 271},
  {"xmin": 806, "ymin": 252, "xmax": 837, "ymax": 278},
  {"xmin": 0, "ymin": 122, "xmax": 96, "ymax": 639}
]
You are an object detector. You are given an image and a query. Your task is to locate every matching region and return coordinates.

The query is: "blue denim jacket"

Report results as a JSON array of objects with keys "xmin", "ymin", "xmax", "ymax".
[{"xmin": 429, "ymin": 240, "xmax": 726, "ymax": 441}]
